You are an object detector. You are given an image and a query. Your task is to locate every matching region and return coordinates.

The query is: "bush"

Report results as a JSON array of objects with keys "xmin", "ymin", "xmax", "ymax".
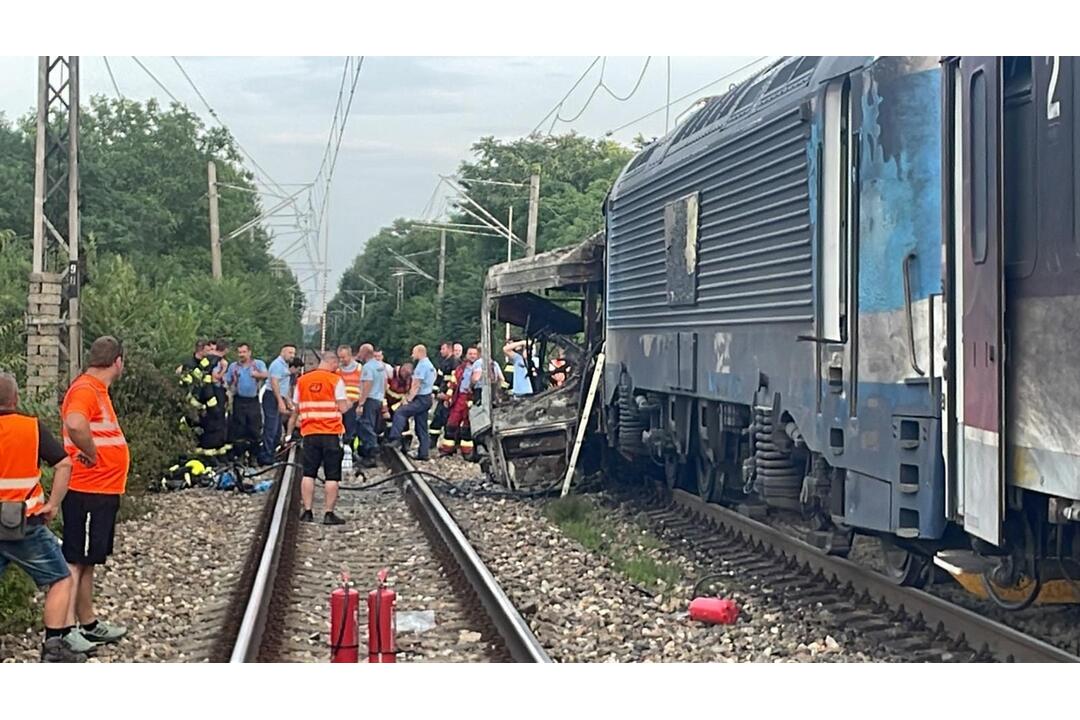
[{"xmin": 0, "ymin": 570, "xmax": 38, "ymax": 634}]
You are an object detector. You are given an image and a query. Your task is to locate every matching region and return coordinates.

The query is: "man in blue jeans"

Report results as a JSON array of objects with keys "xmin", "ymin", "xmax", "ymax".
[
  {"xmin": 261, "ymin": 343, "xmax": 296, "ymax": 462},
  {"xmin": 0, "ymin": 372, "xmax": 87, "ymax": 662},
  {"xmin": 388, "ymin": 344, "xmax": 436, "ymax": 460},
  {"xmin": 354, "ymin": 343, "xmax": 385, "ymax": 468}
]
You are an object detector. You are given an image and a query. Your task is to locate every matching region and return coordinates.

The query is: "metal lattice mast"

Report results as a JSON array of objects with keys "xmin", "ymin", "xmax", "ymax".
[{"xmin": 26, "ymin": 56, "xmax": 81, "ymax": 398}]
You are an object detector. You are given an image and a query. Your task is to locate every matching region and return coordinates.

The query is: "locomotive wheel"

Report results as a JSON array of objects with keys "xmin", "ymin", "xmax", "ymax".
[
  {"xmin": 695, "ymin": 453, "xmax": 719, "ymax": 502},
  {"xmin": 879, "ymin": 538, "xmax": 930, "ymax": 587}
]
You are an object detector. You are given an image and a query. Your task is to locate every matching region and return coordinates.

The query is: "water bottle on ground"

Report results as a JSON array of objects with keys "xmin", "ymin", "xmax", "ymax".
[{"xmin": 342, "ymin": 443, "xmax": 353, "ymax": 476}]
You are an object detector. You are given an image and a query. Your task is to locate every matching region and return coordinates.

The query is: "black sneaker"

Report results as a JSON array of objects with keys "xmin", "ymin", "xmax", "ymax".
[
  {"xmin": 359, "ymin": 455, "xmax": 377, "ymax": 469},
  {"xmin": 408, "ymin": 452, "xmax": 430, "ymax": 462},
  {"xmin": 299, "ymin": 509, "xmax": 314, "ymax": 523},
  {"xmin": 323, "ymin": 511, "xmax": 345, "ymax": 526},
  {"xmin": 41, "ymin": 637, "xmax": 87, "ymax": 663}
]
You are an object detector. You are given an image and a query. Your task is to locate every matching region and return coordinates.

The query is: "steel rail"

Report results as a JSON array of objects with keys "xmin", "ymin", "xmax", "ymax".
[
  {"xmin": 229, "ymin": 446, "xmax": 298, "ymax": 662},
  {"xmin": 670, "ymin": 489, "xmax": 1078, "ymax": 663},
  {"xmin": 385, "ymin": 447, "xmax": 553, "ymax": 663}
]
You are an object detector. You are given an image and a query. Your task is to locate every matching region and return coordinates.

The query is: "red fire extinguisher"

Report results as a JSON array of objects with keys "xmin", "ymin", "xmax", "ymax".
[
  {"xmin": 368, "ymin": 568, "xmax": 397, "ymax": 663},
  {"xmin": 688, "ymin": 596, "xmax": 740, "ymax": 625},
  {"xmin": 330, "ymin": 573, "xmax": 360, "ymax": 663}
]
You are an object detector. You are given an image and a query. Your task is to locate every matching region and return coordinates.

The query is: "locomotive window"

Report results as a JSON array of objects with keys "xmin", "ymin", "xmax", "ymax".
[
  {"xmin": 733, "ymin": 75, "xmax": 767, "ymax": 112},
  {"xmin": 766, "ymin": 59, "xmax": 800, "ymax": 92},
  {"xmin": 793, "ymin": 56, "xmax": 821, "ymax": 78},
  {"xmin": 970, "ymin": 71, "xmax": 989, "ymax": 264}
]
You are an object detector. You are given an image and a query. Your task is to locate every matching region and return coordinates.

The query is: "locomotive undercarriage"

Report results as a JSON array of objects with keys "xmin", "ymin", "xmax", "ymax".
[{"xmin": 609, "ymin": 376, "xmax": 1080, "ymax": 606}]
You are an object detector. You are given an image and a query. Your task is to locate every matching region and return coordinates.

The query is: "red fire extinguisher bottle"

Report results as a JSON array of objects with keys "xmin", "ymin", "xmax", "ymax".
[
  {"xmin": 688, "ymin": 596, "xmax": 739, "ymax": 625},
  {"xmin": 330, "ymin": 575, "xmax": 360, "ymax": 663},
  {"xmin": 367, "ymin": 568, "xmax": 397, "ymax": 663}
]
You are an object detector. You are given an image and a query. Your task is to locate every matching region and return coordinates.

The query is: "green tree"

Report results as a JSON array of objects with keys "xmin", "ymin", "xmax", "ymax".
[{"xmin": 327, "ymin": 133, "xmax": 632, "ymax": 358}]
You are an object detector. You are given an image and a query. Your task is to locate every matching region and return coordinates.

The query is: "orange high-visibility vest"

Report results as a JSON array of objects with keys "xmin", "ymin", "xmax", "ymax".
[
  {"xmin": 0, "ymin": 414, "xmax": 46, "ymax": 516},
  {"xmin": 62, "ymin": 374, "xmax": 130, "ymax": 495},
  {"xmin": 296, "ymin": 369, "xmax": 345, "ymax": 437},
  {"xmin": 337, "ymin": 363, "xmax": 362, "ymax": 402}
]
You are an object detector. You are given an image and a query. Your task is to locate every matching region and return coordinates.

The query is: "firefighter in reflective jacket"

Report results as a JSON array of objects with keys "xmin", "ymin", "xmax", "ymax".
[
  {"xmin": 384, "ymin": 363, "xmax": 412, "ymax": 444},
  {"xmin": 430, "ymin": 343, "xmax": 458, "ymax": 445},
  {"xmin": 177, "ymin": 340, "xmax": 229, "ymax": 458},
  {"xmin": 438, "ymin": 347, "xmax": 479, "ymax": 459}
]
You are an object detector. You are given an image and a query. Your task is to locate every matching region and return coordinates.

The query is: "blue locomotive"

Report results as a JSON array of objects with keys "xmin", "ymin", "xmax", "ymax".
[{"xmin": 602, "ymin": 56, "xmax": 1080, "ymax": 606}]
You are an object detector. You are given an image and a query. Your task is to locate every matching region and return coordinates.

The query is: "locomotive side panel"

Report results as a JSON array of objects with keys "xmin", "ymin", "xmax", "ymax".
[
  {"xmin": 606, "ymin": 79, "xmax": 817, "ymax": 419},
  {"xmin": 826, "ymin": 57, "xmax": 947, "ymax": 538}
]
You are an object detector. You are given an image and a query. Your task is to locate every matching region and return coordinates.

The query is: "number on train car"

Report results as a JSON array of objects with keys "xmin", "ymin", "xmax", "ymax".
[{"xmin": 1047, "ymin": 56, "xmax": 1061, "ymax": 121}]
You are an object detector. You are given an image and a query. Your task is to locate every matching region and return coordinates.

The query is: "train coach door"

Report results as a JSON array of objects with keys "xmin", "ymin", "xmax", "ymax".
[{"xmin": 954, "ymin": 57, "xmax": 1006, "ymax": 546}]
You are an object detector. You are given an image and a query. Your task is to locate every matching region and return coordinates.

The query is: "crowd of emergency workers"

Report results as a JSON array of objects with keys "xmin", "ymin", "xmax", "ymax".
[{"xmin": 0, "ymin": 330, "xmax": 566, "ymax": 662}]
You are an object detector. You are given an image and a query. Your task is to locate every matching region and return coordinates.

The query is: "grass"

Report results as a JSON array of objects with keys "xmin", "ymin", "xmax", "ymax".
[{"xmin": 544, "ymin": 495, "xmax": 682, "ymax": 591}]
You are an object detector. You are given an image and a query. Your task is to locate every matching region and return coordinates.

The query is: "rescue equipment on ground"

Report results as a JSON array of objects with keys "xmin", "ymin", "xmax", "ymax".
[
  {"xmin": 330, "ymin": 572, "xmax": 360, "ymax": 663},
  {"xmin": 158, "ymin": 458, "xmax": 213, "ymax": 492},
  {"xmin": 367, "ymin": 567, "xmax": 397, "ymax": 663},
  {"xmin": 154, "ymin": 457, "xmax": 276, "ymax": 494}
]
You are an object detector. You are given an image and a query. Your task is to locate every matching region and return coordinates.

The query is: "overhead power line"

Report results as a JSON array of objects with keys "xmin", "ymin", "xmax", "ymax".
[
  {"xmin": 601, "ymin": 57, "xmax": 652, "ymax": 102},
  {"xmin": 605, "ymin": 56, "xmax": 773, "ymax": 137},
  {"xmin": 169, "ymin": 56, "xmax": 288, "ymax": 197},
  {"xmin": 103, "ymin": 57, "xmax": 123, "ymax": 99},
  {"xmin": 130, "ymin": 56, "xmax": 179, "ymax": 104},
  {"xmin": 535, "ymin": 56, "xmax": 654, "ymax": 136},
  {"xmin": 531, "ymin": 56, "xmax": 601, "ymax": 135},
  {"xmin": 311, "ymin": 56, "xmax": 365, "ymax": 344}
]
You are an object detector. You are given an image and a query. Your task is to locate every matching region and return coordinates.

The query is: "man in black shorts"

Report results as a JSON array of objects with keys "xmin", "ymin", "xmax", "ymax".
[
  {"xmin": 60, "ymin": 336, "xmax": 129, "ymax": 648},
  {"xmin": 286, "ymin": 353, "xmax": 349, "ymax": 525}
]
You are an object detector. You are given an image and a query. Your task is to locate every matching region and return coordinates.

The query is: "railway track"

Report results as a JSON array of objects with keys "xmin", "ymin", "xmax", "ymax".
[
  {"xmin": 223, "ymin": 444, "xmax": 551, "ymax": 663},
  {"xmin": 620, "ymin": 482, "xmax": 1078, "ymax": 663}
]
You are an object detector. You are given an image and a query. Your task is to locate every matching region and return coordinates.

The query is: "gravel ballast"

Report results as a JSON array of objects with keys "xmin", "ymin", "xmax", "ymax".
[
  {"xmin": 431, "ymin": 455, "xmax": 905, "ymax": 662},
  {"xmin": 0, "ymin": 488, "xmax": 270, "ymax": 663}
]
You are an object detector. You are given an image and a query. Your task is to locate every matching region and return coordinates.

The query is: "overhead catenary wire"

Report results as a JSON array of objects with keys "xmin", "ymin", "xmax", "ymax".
[
  {"xmin": 311, "ymin": 56, "xmax": 365, "ymax": 341},
  {"xmin": 600, "ymin": 56, "xmax": 652, "ymax": 102},
  {"xmin": 604, "ymin": 55, "xmax": 773, "ymax": 137},
  {"xmin": 130, "ymin": 56, "xmax": 180, "ymax": 104},
  {"xmin": 169, "ymin": 56, "xmax": 289, "ymax": 197},
  {"xmin": 542, "ymin": 56, "xmax": 654, "ymax": 135},
  {"xmin": 103, "ymin": 56, "xmax": 123, "ymax": 99},
  {"xmin": 531, "ymin": 56, "xmax": 602, "ymax": 135}
]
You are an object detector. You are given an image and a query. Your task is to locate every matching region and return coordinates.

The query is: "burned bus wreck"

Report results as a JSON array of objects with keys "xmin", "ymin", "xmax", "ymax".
[{"xmin": 470, "ymin": 233, "xmax": 605, "ymax": 490}]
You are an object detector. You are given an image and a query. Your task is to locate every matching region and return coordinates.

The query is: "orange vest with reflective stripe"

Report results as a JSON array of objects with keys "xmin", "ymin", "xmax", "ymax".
[
  {"xmin": 296, "ymin": 369, "xmax": 345, "ymax": 437},
  {"xmin": 337, "ymin": 363, "xmax": 362, "ymax": 402},
  {"xmin": 0, "ymin": 414, "xmax": 46, "ymax": 516},
  {"xmin": 62, "ymin": 374, "xmax": 130, "ymax": 495}
]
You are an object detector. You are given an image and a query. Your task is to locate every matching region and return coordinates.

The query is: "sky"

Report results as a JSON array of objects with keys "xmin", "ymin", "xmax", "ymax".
[{"xmin": 0, "ymin": 56, "xmax": 768, "ymax": 318}]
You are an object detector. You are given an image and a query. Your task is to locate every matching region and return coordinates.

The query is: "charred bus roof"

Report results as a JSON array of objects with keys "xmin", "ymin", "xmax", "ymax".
[{"xmin": 484, "ymin": 231, "xmax": 604, "ymax": 299}]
